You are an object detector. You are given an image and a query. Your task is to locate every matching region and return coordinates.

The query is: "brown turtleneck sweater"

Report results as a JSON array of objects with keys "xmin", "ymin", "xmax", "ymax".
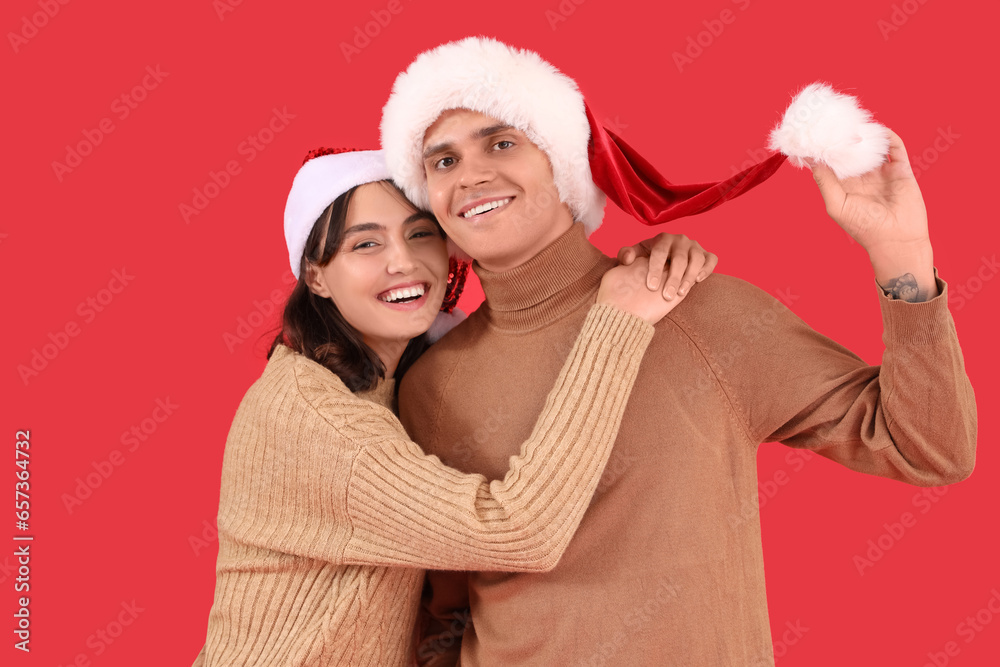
[
  {"xmin": 399, "ymin": 223, "xmax": 977, "ymax": 666},
  {"xmin": 193, "ymin": 306, "xmax": 654, "ymax": 666}
]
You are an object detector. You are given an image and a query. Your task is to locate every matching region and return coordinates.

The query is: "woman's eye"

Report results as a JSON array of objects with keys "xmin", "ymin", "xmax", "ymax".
[
  {"xmin": 434, "ymin": 156, "xmax": 455, "ymax": 169},
  {"xmin": 352, "ymin": 241, "xmax": 378, "ymax": 251}
]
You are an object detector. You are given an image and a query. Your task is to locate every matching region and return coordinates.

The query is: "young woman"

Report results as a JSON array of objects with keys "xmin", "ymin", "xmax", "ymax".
[{"xmin": 193, "ymin": 148, "xmax": 718, "ymax": 666}]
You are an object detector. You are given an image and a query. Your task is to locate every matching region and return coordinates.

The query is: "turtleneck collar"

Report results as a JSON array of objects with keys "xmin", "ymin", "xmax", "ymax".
[{"xmin": 473, "ymin": 222, "xmax": 614, "ymax": 332}]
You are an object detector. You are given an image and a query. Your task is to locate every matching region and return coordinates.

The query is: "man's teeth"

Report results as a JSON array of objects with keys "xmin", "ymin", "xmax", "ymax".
[
  {"xmin": 462, "ymin": 198, "xmax": 510, "ymax": 219},
  {"xmin": 379, "ymin": 284, "xmax": 426, "ymax": 303}
]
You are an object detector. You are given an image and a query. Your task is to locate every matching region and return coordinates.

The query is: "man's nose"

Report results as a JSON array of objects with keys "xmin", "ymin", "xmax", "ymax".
[{"xmin": 457, "ymin": 153, "xmax": 495, "ymax": 188}]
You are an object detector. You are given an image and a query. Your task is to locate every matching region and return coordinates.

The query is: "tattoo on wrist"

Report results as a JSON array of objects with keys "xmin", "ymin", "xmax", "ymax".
[{"xmin": 878, "ymin": 273, "xmax": 921, "ymax": 302}]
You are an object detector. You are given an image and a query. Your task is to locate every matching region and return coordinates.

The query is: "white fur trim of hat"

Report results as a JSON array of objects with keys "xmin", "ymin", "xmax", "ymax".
[
  {"xmin": 381, "ymin": 37, "xmax": 891, "ymax": 239},
  {"xmin": 283, "ymin": 149, "xmax": 390, "ymax": 278},
  {"xmin": 380, "ymin": 36, "xmax": 608, "ymax": 236}
]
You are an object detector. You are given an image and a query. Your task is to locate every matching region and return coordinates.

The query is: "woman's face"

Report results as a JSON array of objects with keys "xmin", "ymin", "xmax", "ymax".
[{"xmin": 307, "ymin": 181, "xmax": 449, "ymax": 365}]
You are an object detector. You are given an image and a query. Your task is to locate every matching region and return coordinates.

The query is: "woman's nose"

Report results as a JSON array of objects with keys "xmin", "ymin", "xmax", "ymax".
[{"xmin": 386, "ymin": 238, "xmax": 418, "ymax": 274}]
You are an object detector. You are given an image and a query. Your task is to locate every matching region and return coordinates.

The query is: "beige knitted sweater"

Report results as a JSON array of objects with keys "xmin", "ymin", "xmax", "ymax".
[{"xmin": 193, "ymin": 304, "xmax": 654, "ymax": 666}]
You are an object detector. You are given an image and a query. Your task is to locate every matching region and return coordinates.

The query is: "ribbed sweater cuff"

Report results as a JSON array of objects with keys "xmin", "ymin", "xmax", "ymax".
[
  {"xmin": 585, "ymin": 303, "xmax": 656, "ymax": 353},
  {"xmin": 878, "ymin": 267, "xmax": 956, "ymax": 346}
]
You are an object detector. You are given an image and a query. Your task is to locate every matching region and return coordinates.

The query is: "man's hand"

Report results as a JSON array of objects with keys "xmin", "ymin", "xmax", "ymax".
[
  {"xmin": 807, "ymin": 129, "xmax": 938, "ymax": 301},
  {"xmin": 617, "ymin": 233, "xmax": 719, "ymax": 301}
]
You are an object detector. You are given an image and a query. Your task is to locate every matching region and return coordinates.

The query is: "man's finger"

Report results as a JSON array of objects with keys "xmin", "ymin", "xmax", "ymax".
[{"xmin": 809, "ymin": 160, "xmax": 846, "ymax": 217}]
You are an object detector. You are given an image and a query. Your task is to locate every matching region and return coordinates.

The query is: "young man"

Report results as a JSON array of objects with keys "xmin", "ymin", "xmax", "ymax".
[{"xmin": 381, "ymin": 37, "xmax": 977, "ymax": 666}]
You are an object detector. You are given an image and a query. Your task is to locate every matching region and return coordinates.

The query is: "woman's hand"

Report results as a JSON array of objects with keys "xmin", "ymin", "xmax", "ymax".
[
  {"xmin": 617, "ymin": 233, "xmax": 718, "ymax": 301},
  {"xmin": 598, "ymin": 257, "xmax": 694, "ymax": 325}
]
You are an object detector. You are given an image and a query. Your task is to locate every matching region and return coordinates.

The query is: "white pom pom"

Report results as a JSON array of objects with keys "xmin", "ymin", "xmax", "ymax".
[{"xmin": 768, "ymin": 82, "xmax": 890, "ymax": 180}]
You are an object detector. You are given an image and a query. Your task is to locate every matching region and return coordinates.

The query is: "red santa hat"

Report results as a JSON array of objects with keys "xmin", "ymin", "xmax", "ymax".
[
  {"xmin": 283, "ymin": 147, "xmax": 468, "ymax": 340},
  {"xmin": 380, "ymin": 37, "xmax": 890, "ymax": 234}
]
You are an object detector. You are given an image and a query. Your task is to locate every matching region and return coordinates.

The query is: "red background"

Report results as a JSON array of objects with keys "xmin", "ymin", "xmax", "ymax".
[{"xmin": 3, "ymin": 0, "xmax": 998, "ymax": 664}]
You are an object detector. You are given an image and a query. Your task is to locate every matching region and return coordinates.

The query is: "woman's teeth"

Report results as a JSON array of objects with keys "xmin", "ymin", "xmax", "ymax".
[
  {"xmin": 379, "ymin": 284, "xmax": 426, "ymax": 303},
  {"xmin": 463, "ymin": 198, "xmax": 510, "ymax": 218}
]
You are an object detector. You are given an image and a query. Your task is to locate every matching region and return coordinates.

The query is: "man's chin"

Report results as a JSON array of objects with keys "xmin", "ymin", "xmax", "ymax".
[{"xmin": 468, "ymin": 247, "xmax": 532, "ymax": 274}]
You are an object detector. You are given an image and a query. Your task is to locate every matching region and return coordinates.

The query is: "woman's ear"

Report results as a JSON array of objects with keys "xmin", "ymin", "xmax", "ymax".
[{"xmin": 304, "ymin": 262, "xmax": 332, "ymax": 299}]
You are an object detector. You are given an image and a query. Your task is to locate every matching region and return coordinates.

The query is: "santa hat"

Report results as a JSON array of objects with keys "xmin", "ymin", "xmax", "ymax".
[
  {"xmin": 380, "ymin": 37, "xmax": 890, "ymax": 234},
  {"xmin": 283, "ymin": 147, "xmax": 468, "ymax": 340}
]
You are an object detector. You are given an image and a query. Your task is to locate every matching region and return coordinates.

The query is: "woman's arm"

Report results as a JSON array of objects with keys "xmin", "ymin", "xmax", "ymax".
[
  {"xmin": 217, "ymin": 251, "xmax": 705, "ymax": 572},
  {"xmin": 317, "ymin": 303, "xmax": 652, "ymax": 572}
]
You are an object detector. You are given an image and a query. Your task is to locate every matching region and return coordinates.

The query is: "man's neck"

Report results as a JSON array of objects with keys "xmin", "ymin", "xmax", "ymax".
[
  {"xmin": 471, "ymin": 223, "xmax": 612, "ymax": 331},
  {"xmin": 474, "ymin": 213, "xmax": 576, "ymax": 274}
]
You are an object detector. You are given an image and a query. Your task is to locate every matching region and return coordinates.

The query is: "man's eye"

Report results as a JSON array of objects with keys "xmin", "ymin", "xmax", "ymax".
[
  {"xmin": 434, "ymin": 156, "xmax": 455, "ymax": 169},
  {"xmin": 494, "ymin": 140, "xmax": 514, "ymax": 150}
]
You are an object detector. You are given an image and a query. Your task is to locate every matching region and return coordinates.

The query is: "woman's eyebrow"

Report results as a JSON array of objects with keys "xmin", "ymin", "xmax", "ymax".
[
  {"xmin": 343, "ymin": 214, "xmax": 432, "ymax": 239},
  {"xmin": 342, "ymin": 222, "xmax": 385, "ymax": 239},
  {"xmin": 404, "ymin": 211, "xmax": 436, "ymax": 224}
]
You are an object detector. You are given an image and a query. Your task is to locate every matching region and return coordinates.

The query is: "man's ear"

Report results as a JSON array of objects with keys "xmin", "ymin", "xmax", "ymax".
[{"xmin": 304, "ymin": 262, "xmax": 332, "ymax": 299}]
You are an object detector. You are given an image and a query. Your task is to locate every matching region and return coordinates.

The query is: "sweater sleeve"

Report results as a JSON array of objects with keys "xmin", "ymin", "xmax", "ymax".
[
  {"xmin": 672, "ymin": 270, "xmax": 977, "ymax": 487},
  {"xmin": 302, "ymin": 304, "xmax": 653, "ymax": 572}
]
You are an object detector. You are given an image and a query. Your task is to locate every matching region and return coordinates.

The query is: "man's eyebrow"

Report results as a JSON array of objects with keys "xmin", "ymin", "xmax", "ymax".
[
  {"xmin": 474, "ymin": 123, "xmax": 515, "ymax": 139},
  {"xmin": 422, "ymin": 124, "xmax": 517, "ymax": 160},
  {"xmin": 422, "ymin": 140, "xmax": 452, "ymax": 161}
]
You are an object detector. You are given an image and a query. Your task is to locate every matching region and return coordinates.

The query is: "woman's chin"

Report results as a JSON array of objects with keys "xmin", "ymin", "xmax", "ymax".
[{"xmin": 373, "ymin": 307, "xmax": 438, "ymax": 340}]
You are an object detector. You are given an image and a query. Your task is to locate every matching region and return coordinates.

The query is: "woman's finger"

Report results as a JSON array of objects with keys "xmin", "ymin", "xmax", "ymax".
[
  {"xmin": 661, "ymin": 250, "xmax": 688, "ymax": 300},
  {"xmin": 677, "ymin": 245, "xmax": 706, "ymax": 297},
  {"xmin": 645, "ymin": 236, "xmax": 673, "ymax": 291},
  {"xmin": 696, "ymin": 252, "xmax": 719, "ymax": 281}
]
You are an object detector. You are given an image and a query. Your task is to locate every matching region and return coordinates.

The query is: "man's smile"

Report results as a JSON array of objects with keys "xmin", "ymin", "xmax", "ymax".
[{"xmin": 458, "ymin": 196, "xmax": 514, "ymax": 219}]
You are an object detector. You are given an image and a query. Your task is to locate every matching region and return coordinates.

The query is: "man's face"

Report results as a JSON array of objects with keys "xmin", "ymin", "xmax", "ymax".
[{"xmin": 421, "ymin": 109, "xmax": 574, "ymax": 273}]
